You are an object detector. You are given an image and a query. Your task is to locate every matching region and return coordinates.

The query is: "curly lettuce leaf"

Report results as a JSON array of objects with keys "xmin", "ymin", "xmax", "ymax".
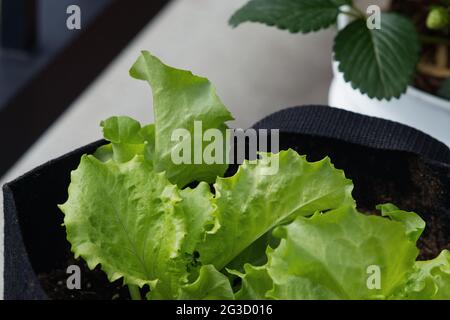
[
  {"xmin": 234, "ymin": 206, "xmax": 423, "ymax": 299},
  {"xmin": 98, "ymin": 117, "xmax": 151, "ymax": 163},
  {"xmin": 399, "ymin": 250, "xmax": 450, "ymax": 300},
  {"xmin": 228, "ymin": 264, "xmax": 273, "ymax": 300},
  {"xmin": 225, "ymin": 231, "xmax": 279, "ymax": 273},
  {"xmin": 377, "ymin": 203, "xmax": 425, "ymax": 243},
  {"xmin": 270, "ymin": 207, "xmax": 420, "ymax": 299},
  {"xmin": 93, "ymin": 143, "xmax": 113, "ymax": 162},
  {"xmin": 178, "ymin": 265, "xmax": 235, "ymax": 300},
  {"xmin": 59, "ymin": 155, "xmax": 215, "ymax": 299},
  {"xmin": 130, "ymin": 51, "xmax": 234, "ymax": 187},
  {"xmin": 97, "ymin": 116, "xmax": 155, "ymax": 164},
  {"xmin": 231, "ymin": 206, "xmax": 450, "ymax": 300},
  {"xmin": 198, "ymin": 149, "xmax": 355, "ymax": 270}
]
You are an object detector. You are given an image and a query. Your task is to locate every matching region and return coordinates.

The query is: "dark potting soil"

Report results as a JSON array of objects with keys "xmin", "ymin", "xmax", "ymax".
[
  {"xmin": 391, "ymin": 0, "xmax": 450, "ymax": 97},
  {"xmin": 38, "ymin": 252, "xmax": 131, "ymax": 300},
  {"xmin": 37, "ymin": 134, "xmax": 450, "ymax": 299}
]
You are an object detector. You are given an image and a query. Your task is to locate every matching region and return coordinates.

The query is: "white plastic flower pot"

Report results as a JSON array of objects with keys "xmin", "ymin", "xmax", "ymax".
[{"xmin": 329, "ymin": 13, "xmax": 450, "ymax": 147}]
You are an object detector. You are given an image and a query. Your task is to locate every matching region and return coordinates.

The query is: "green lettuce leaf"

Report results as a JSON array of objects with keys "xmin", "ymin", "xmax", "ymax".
[
  {"xmin": 225, "ymin": 231, "xmax": 279, "ymax": 273},
  {"xmin": 178, "ymin": 265, "xmax": 235, "ymax": 300},
  {"xmin": 228, "ymin": 264, "xmax": 273, "ymax": 300},
  {"xmin": 377, "ymin": 203, "xmax": 425, "ymax": 243},
  {"xmin": 99, "ymin": 117, "xmax": 154, "ymax": 163},
  {"xmin": 235, "ymin": 206, "xmax": 422, "ymax": 299},
  {"xmin": 130, "ymin": 51, "xmax": 234, "ymax": 187},
  {"xmin": 93, "ymin": 143, "xmax": 113, "ymax": 162},
  {"xmin": 59, "ymin": 155, "xmax": 215, "ymax": 299},
  {"xmin": 234, "ymin": 205, "xmax": 450, "ymax": 300},
  {"xmin": 399, "ymin": 250, "xmax": 450, "ymax": 300},
  {"xmin": 197, "ymin": 150, "xmax": 355, "ymax": 270}
]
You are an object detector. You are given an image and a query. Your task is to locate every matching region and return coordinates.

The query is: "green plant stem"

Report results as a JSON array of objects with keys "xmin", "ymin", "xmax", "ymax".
[
  {"xmin": 340, "ymin": 10, "xmax": 362, "ymax": 19},
  {"xmin": 420, "ymin": 35, "xmax": 450, "ymax": 46},
  {"xmin": 128, "ymin": 285, "xmax": 142, "ymax": 300},
  {"xmin": 339, "ymin": 4, "xmax": 366, "ymax": 20},
  {"xmin": 351, "ymin": 5, "xmax": 367, "ymax": 18}
]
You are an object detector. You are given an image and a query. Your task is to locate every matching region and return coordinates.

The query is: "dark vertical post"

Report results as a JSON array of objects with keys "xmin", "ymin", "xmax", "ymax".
[{"xmin": 1, "ymin": 0, "xmax": 37, "ymax": 52}]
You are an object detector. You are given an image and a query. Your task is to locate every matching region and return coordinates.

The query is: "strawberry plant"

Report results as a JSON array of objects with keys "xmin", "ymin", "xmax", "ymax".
[{"xmin": 230, "ymin": 0, "xmax": 450, "ymax": 101}]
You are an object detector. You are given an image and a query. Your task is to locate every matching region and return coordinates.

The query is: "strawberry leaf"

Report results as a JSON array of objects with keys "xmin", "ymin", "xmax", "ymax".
[
  {"xmin": 230, "ymin": 0, "xmax": 351, "ymax": 33},
  {"xmin": 334, "ymin": 13, "xmax": 420, "ymax": 100}
]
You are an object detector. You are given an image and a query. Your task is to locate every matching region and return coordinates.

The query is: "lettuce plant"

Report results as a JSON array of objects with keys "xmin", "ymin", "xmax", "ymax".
[{"xmin": 59, "ymin": 52, "xmax": 450, "ymax": 300}]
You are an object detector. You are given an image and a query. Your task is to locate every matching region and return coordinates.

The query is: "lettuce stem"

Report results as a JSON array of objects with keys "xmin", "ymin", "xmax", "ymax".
[{"xmin": 128, "ymin": 285, "xmax": 142, "ymax": 300}]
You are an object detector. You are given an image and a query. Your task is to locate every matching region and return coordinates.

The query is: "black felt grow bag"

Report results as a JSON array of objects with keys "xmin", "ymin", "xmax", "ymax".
[{"xmin": 3, "ymin": 105, "xmax": 450, "ymax": 300}]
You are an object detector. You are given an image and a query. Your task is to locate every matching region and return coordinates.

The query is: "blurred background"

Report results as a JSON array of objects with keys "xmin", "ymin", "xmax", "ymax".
[{"xmin": 0, "ymin": 0, "xmax": 333, "ymax": 184}]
